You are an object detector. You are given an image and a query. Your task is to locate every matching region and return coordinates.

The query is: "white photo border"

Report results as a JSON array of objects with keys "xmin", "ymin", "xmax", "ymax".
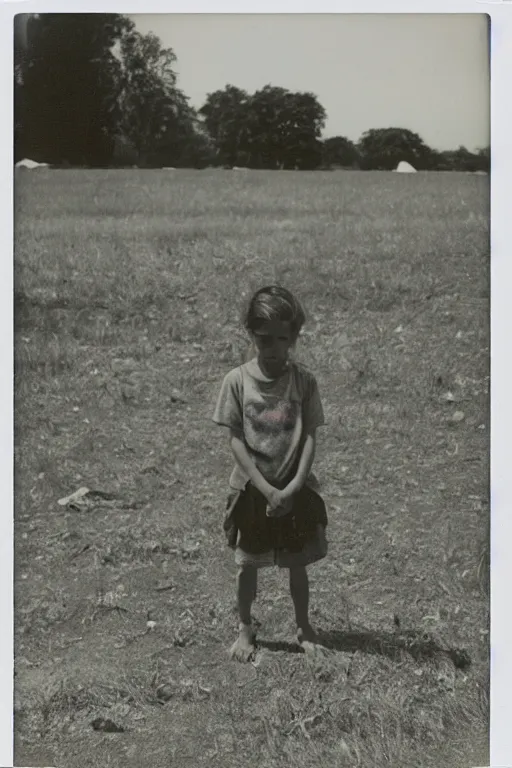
[{"xmin": 2, "ymin": 2, "xmax": 508, "ymax": 767}]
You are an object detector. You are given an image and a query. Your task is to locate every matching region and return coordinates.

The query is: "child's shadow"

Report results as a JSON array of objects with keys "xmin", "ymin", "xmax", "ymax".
[{"xmin": 258, "ymin": 628, "xmax": 471, "ymax": 670}]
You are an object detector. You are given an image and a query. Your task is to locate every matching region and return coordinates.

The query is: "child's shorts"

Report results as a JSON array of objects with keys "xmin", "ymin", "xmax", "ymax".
[
  {"xmin": 223, "ymin": 482, "xmax": 328, "ymax": 570},
  {"xmin": 234, "ymin": 523, "xmax": 328, "ymax": 569}
]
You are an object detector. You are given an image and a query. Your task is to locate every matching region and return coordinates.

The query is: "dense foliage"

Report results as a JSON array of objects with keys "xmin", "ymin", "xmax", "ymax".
[{"xmin": 14, "ymin": 13, "xmax": 490, "ymax": 172}]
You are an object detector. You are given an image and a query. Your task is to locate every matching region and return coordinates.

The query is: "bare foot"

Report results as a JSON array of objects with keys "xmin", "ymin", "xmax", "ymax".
[
  {"xmin": 297, "ymin": 625, "xmax": 330, "ymax": 658},
  {"xmin": 229, "ymin": 624, "xmax": 256, "ymax": 662}
]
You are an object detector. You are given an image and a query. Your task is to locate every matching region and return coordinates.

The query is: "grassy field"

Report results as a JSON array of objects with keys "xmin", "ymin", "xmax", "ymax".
[{"xmin": 14, "ymin": 168, "xmax": 489, "ymax": 768}]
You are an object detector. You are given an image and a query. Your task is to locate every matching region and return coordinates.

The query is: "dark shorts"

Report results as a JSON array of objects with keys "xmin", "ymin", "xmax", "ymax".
[{"xmin": 223, "ymin": 482, "xmax": 328, "ymax": 569}]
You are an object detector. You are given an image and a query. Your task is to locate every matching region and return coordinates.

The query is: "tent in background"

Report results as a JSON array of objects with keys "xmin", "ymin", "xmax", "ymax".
[
  {"xmin": 394, "ymin": 161, "xmax": 417, "ymax": 173},
  {"xmin": 15, "ymin": 158, "xmax": 50, "ymax": 170}
]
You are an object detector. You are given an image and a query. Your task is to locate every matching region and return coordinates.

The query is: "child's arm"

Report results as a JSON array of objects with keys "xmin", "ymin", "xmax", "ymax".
[
  {"xmin": 230, "ymin": 430, "xmax": 285, "ymax": 510},
  {"xmin": 283, "ymin": 430, "xmax": 316, "ymax": 497},
  {"xmin": 282, "ymin": 369, "xmax": 324, "ymax": 498},
  {"xmin": 213, "ymin": 371, "xmax": 285, "ymax": 509}
]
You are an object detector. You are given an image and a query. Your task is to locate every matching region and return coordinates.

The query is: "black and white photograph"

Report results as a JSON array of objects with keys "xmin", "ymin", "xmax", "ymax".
[{"xmin": 12, "ymin": 11, "xmax": 491, "ymax": 768}]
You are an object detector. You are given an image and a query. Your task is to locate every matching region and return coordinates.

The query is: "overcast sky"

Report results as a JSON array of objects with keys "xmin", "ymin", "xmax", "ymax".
[{"xmin": 132, "ymin": 13, "xmax": 489, "ymax": 151}]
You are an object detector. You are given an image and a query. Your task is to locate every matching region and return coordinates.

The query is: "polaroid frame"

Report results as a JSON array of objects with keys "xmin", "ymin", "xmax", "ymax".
[{"xmin": 1, "ymin": 2, "xmax": 509, "ymax": 767}]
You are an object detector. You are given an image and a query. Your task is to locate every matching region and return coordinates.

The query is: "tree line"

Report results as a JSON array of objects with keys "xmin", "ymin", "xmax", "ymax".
[{"xmin": 14, "ymin": 13, "xmax": 490, "ymax": 173}]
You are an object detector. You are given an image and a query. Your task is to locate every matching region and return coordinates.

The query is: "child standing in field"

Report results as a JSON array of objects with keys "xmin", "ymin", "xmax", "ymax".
[{"xmin": 213, "ymin": 285, "xmax": 329, "ymax": 662}]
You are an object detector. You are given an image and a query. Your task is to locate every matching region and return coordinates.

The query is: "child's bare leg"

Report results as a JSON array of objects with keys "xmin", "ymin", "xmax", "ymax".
[
  {"xmin": 289, "ymin": 565, "xmax": 312, "ymax": 636},
  {"xmin": 230, "ymin": 565, "xmax": 257, "ymax": 662},
  {"xmin": 289, "ymin": 566, "xmax": 327, "ymax": 654}
]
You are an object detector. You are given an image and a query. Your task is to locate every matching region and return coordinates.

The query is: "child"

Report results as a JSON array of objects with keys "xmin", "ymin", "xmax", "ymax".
[{"xmin": 213, "ymin": 285, "xmax": 329, "ymax": 662}]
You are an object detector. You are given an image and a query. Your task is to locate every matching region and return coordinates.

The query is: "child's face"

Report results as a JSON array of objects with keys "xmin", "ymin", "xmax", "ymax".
[{"xmin": 251, "ymin": 320, "xmax": 296, "ymax": 377}]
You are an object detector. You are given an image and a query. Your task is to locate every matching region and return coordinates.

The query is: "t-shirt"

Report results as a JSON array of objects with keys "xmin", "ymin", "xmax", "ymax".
[{"xmin": 213, "ymin": 359, "xmax": 325, "ymax": 490}]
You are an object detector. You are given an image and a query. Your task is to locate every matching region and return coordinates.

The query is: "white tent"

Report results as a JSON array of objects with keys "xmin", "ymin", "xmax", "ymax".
[
  {"xmin": 15, "ymin": 158, "xmax": 49, "ymax": 170},
  {"xmin": 395, "ymin": 161, "xmax": 417, "ymax": 173}
]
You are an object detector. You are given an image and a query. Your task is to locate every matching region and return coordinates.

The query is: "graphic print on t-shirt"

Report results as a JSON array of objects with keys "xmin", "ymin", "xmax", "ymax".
[
  {"xmin": 244, "ymin": 399, "xmax": 298, "ymax": 434},
  {"xmin": 243, "ymin": 397, "xmax": 301, "ymax": 482}
]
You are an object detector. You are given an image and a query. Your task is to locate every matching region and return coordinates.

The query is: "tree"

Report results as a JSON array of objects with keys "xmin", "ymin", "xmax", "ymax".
[
  {"xmin": 15, "ymin": 13, "xmax": 133, "ymax": 166},
  {"xmin": 450, "ymin": 146, "xmax": 478, "ymax": 172},
  {"xmin": 358, "ymin": 127, "xmax": 432, "ymax": 170},
  {"xmin": 150, "ymin": 98, "xmax": 216, "ymax": 168},
  {"xmin": 15, "ymin": 15, "xmax": 205, "ymax": 168},
  {"xmin": 14, "ymin": 14, "xmax": 30, "ymax": 55},
  {"xmin": 199, "ymin": 85, "xmax": 326, "ymax": 169},
  {"xmin": 287, "ymin": 90, "xmax": 326, "ymax": 170},
  {"xmin": 117, "ymin": 29, "xmax": 196, "ymax": 166},
  {"xmin": 429, "ymin": 145, "xmax": 489, "ymax": 173},
  {"xmin": 246, "ymin": 86, "xmax": 326, "ymax": 169},
  {"xmin": 476, "ymin": 146, "xmax": 490, "ymax": 173},
  {"xmin": 322, "ymin": 136, "xmax": 359, "ymax": 168},
  {"xmin": 198, "ymin": 85, "xmax": 251, "ymax": 167}
]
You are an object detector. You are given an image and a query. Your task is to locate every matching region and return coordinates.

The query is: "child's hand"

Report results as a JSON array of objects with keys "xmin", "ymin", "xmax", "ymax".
[
  {"xmin": 265, "ymin": 488, "xmax": 284, "ymax": 512},
  {"xmin": 266, "ymin": 488, "xmax": 293, "ymax": 517}
]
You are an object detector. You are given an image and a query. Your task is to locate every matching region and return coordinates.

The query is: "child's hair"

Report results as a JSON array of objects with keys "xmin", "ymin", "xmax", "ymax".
[{"xmin": 243, "ymin": 285, "xmax": 306, "ymax": 339}]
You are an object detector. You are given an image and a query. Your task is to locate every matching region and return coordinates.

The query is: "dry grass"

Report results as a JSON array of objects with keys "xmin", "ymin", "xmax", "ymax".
[{"xmin": 14, "ymin": 168, "xmax": 489, "ymax": 768}]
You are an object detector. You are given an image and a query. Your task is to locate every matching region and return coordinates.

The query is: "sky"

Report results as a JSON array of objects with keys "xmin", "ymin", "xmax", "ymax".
[{"xmin": 132, "ymin": 13, "xmax": 489, "ymax": 152}]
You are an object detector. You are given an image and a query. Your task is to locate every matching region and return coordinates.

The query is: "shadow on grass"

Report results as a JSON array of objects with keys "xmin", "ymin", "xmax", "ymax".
[{"xmin": 258, "ymin": 628, "xmax": 471, "ymax": 670}]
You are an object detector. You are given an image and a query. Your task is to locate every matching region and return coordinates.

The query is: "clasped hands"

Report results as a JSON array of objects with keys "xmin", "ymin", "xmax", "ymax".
[{"xmin": 265, "ymin": 482, "xmax": 299, "ymax": 518}]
